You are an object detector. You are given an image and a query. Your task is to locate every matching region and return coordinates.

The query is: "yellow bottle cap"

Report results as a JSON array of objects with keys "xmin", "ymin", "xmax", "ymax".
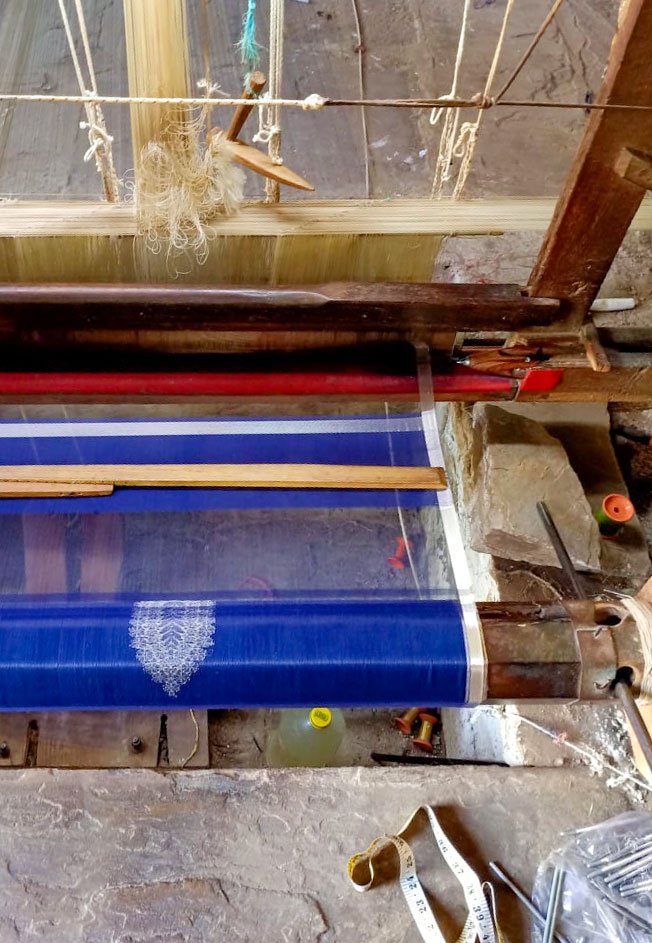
[{"xmin": 310, "ymin": 707, "xmax": 332, "ymax": 729}]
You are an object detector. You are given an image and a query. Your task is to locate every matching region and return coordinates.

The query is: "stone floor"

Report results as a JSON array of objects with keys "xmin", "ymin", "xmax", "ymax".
[{"xmin": 0, "ymin": 766, "xmax": 642, "ymax": 943}]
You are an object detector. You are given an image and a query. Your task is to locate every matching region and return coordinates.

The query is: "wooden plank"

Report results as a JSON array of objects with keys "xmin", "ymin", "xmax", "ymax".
[
  {"xmin": 1, "ymin": 198, "xmax": 651, "ymax": 238},
  {"xmin": 0, "ymin": 283, "xmax": 560, "ymax": 338},
  {"xmin": 6, "ymin": 482, "xmax": 114, "ymax": 498},
  {"xmin": 36, "ymin": 712, "xmax": 161, "ymax": 768},
  {"xmin": 0, "ymin": 463, "xmax": 447, "ymax": 492},
  {"xmin": 166, "ymin": 710, "xmax": 209, "ymax": 769},
  {"xmin": 528, "ymin": 0, "xmax": 652, "ymax": 322},
  {"xmin": 0, "ymin": 714, "xmax": 31, "ymax": 767}
]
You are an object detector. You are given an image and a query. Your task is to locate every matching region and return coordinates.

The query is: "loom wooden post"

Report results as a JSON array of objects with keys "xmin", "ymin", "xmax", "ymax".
[
  {"xmin": 527, "ymin": 0, "xmax": 652, "ymax": 326},
  {"xmin": 122, "ymin": 0, "xmax": 191, "ymax": 178}
]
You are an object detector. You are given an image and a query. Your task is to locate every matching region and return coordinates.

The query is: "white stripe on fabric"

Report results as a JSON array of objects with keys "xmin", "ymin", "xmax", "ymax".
[
  {"xmin": 414, "ymin": 344, "xmax": 487, "ymax": 705},
  {"xmin": 0, "ymin": 417, "xmax": 424, "ymax": 439}
]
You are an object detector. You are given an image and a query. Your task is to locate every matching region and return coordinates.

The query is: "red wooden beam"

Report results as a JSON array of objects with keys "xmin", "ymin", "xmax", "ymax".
[
  {"xmin": 0, "ymin": 366, "xmax": 515, "ymax": 399},
  {"xmin": 528, "ymin": 0, "xmax": 652, "ymax": 323}
]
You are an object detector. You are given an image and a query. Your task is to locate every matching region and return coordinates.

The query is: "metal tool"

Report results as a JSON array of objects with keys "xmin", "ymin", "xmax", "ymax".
[
  {"xmin": 542, "ymin": 865, "xmax": 564, "ymax": 943},
  {"xmin": 536, "ymin": 501, "xmax": 584, "ymax": 599},
  {"xmin": 488, "ymin": 862, "xmax": 570, "ymax": 943},
  {"xmin": 371, "ymin": 752, "xmax": 508, "ymax": 767},
  {"xmin": 538, "ymin": 499, "xmax": 652, "ymax": 777}
]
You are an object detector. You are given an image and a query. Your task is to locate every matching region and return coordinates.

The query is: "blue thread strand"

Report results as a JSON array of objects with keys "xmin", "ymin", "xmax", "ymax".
[{"xmin": 237, "ymin": 0, "xmax": 261, "ymax": 70}]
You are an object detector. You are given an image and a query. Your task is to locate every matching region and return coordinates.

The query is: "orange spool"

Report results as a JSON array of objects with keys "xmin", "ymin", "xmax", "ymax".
[{"xmin": 413, "ymin": 712, "xmax": 440, "ymax": 753}]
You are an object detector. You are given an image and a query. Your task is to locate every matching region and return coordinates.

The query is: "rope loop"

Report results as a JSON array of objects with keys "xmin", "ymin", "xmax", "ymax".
[
  {"xmin": 452, "ymin": 121, "xmax": 477, "ymax": 159},
  {"xmin": 429, "ymin": 94, "xmax": 455, "ymax": 126}
]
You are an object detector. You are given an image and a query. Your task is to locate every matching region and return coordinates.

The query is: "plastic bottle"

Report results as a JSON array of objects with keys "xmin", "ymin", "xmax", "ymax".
[{"xmin": 265, "ymin": 707, "xmax": 346, "ymax": 768}]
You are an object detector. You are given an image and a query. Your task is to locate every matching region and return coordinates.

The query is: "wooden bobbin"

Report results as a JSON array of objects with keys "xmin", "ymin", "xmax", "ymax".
[
  {"xmin": 394, "ymin": 707, "xmax": 423, "ymax": 736},
  {"xmin": 413, "ymin": 712, "xmax": 440, "ymax": 753}
]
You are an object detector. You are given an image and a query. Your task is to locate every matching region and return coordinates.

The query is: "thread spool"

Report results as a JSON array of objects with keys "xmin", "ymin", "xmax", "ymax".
[
  {"xmin": 394, "ymin": 707, "xmax": 422, "ymax": 735},
  {"xmin": 413, "ymin": 712, "xmax": 440, "ymax": 753},
  {"xmin": 595, "ymin": 493, "xmax": 634, "ymax": 538}
]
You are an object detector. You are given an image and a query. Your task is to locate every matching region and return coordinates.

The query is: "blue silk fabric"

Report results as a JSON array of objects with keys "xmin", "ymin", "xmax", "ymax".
[{"xmin": 0, "ymin": 416, "xmax": 469, "ymax": 709}]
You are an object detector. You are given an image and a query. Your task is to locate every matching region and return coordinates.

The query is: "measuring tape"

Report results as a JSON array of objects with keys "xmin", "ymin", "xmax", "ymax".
[{"xmin": 348, "ymin": 805, "xmax": 503, "ymax": 943}]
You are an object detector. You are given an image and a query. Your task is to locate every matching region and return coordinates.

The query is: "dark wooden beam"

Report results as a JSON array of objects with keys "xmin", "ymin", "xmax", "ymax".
[
  {"xmin": 528, "ymin": 0, "xmax": 652, "ymax": 324},
  {"xmin": 0, "ymin": 282, "xmax": 559, "ymax": 345}
]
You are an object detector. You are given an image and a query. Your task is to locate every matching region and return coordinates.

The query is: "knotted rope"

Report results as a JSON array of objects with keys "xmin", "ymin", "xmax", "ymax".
[{"xmin": 57, "ymin": 0, "xmax": 119, "ymax": 202}]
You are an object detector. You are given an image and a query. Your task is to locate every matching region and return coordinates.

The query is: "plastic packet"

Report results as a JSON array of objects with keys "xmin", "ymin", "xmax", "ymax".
[{"xmin": 531, "ymin": 811, "xmax": 652, "ymax": 942}]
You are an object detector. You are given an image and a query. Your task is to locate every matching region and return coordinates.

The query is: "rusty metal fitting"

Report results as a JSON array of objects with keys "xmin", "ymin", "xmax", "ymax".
[{"xmin": 130, "ymin": 735, "xmax": 144, "ymax": 754}]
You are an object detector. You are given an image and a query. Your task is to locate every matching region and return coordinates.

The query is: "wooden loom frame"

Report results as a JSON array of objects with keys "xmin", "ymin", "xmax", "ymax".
[
  {"xmin": 1, "ymin": 2, "xmax": 652, "ymax": 767},
  {"xmin": 0, "ymin": 0, "xmax": 650, "ymax": 402}
]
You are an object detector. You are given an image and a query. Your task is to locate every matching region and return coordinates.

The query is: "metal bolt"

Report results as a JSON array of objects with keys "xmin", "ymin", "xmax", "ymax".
[
  {"xmin": 601, "ymin": 848, "xmax": 652, "ymax": 882},
  {"xmin": 588, "ymin": 838, "xmax": 652, "ymax": 878},
  {"xmin": 130, "ymin": 735, "xmax": 144, "ymax": 753},
  {"xmin": 0, "ymin": 741, "xmax": 9, "ymax": 759},
  {"xmin": 621, "ymin": 878, "xmax": 652, "ymax": 898}
]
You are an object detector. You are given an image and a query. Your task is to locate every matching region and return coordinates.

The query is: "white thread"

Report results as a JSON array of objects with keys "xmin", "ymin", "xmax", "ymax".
[
  {"xmin": 129, "ymin": 599, "xmax": 216, "ymax": 697},
  {"xmin": 79, "ymin": 119, "xmax": 114, "ymax": 162},
  {"xmin": 621, "ymin": 596, "xmax": 652, "ymax": 701},
  {"xmin": 56, "ymin": 0, "xmax": 119, "ymax": 202},
  {"xmin": 451, "ymin": 0, "xmax": 516, "ymax": 200},
  {"xmin": 264, "ymin": 0, "xmax": 285, "ymax": 202},
  {"xmin": 430, "ymin": 0, "xmax": 472, "ymax": 199},
  {"xmin": 477, "ymin": 707, "xmax": 652, "ymax": 795}
]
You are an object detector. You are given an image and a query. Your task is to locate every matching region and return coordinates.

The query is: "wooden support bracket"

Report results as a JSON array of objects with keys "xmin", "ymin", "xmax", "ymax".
[{"xmin": 615, "ymin": 146, "xmax": 652, "ymax": 190}]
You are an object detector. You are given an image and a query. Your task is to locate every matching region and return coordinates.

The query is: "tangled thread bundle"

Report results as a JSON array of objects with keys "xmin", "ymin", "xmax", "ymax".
[{"xmin": 135, "ymin": 112, "xmax": 245, "ymax": 265}]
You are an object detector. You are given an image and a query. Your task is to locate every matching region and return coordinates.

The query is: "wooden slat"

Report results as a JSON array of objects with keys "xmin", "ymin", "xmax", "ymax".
[
  {"xmin": 0, "ymin": 463, "xmax": 447, "ymax": 492},
  {"xmin": 3, "ymin": 482, "xmax": 114, "ymax": 497},
  {"xmin": 0, "ymin": 198, "xmax": 651, "ymax": 238},
  {"xmin": 36, "ymin": 712, "xmax": 161, "ymax": 768},
  {"xmin": 0, "ymin": 282, "xmax": 560, "ymax": 337},
  {"xmin": 528, "ymin": 0, "xmax": 652, "ymax": 322}
]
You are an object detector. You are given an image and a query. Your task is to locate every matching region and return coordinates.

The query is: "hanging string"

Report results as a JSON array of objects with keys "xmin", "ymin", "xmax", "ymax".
[
  {"xmin": 430, "ymin": 0, "xmax": 472, "ymax": 199},
  {"xmin": 237, "ymin": 0, "xmax": 261, "ymax": 72},
  {"xmin": 264, "ymin": 0, "xmax": 285, "ymax": 203},
  {"xmin": 450, "ymin": 0, "xmax": 517, "ymax": 200},
  {"xmin": 494, "ymin": 0, "xmax": 568, "ymax": 103},
  {"xmin": 350, "ymin": 0, "xmax": 370, "ymax": 199},
  {"xmin": 57, "ymin": 0, "xmax": 119, "ymax": 202}
]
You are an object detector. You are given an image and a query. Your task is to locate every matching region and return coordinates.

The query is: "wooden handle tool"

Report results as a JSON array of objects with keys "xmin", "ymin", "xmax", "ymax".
[
  {"xmin": 209, "ymin": 73, "xmax": 315, "ymax": 192},
  {"xmin": 225, "ymin": 70, "xmax": 267, "ymax": 142}
]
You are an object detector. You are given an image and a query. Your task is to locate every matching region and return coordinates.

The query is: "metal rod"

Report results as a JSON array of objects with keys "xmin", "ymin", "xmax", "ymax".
[
  {"xmin": 488, "ymin": 862, "xmax": 570, "ymax": 943},
  {"xmin": 614, "ymin": 679, "xmax": 652, "ymax": 776},
  {"xmin": 371, "ymin": 752, "xmax": 508, "ymax": 767},
  {"xmin": 536, "ymin": 502, "xmax": 585, "ymax": 599},
  {"xmin": 542, "ymin": 865, "xmax": 564, "ymax": 943}
]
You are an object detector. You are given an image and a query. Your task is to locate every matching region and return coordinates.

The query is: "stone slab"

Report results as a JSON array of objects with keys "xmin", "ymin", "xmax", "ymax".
[
  {"xmin": 0, "ymin": 767, "xmax": 637, "ymax": 942},
  {"xmin": 468, "ymin": 404, "xmax": 602, "ymax": 571}
]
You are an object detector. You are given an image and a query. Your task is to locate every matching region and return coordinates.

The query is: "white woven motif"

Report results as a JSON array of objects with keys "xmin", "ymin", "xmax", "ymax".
[{"xmin": 129, "ymin": 600, "xmax": 216, "ymax": 696}]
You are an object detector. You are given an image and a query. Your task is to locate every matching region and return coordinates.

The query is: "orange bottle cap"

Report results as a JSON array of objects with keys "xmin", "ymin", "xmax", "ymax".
[{"xmin": 602, "ymin": 493, "xmax": 635, "ymax": 523}]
